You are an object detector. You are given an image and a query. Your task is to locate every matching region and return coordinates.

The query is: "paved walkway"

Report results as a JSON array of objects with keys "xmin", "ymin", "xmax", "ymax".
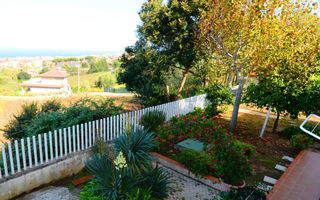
[{"xmin": 267, "ymin": 150, "xmax": 320, "ymax": 200}]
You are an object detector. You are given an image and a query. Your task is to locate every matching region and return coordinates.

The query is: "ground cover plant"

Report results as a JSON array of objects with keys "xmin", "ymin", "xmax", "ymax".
[
  {"xmin": 81, "ymin": 129, "xmax": 171, "ymax": 200},
  {"xmin": 155, "ymin": 112, "xmax": 252, "ymax": 185}
]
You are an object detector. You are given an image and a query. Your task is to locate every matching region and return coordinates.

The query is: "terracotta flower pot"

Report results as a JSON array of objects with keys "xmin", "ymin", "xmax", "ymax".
[{"xmin": 219, "ymin": 178, "xmax": 246, "ymax": 191}]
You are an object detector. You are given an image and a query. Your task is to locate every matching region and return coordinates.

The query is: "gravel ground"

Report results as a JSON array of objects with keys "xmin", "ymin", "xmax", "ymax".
[{"xmin": 165, "ymin": 167, "xmax": 220, "ymax": 200}]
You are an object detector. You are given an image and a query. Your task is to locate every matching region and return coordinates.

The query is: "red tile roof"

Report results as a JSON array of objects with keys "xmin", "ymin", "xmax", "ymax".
[{"xmin": 39, "ymin": 67, "xmax": 68, "ymax": 78}]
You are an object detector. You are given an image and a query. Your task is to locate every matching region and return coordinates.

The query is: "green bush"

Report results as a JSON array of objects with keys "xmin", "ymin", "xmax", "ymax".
[
  {"xmin": 80, "ymin": 181, "xmax": 106, "ymax": 200},
  {"xmin": 155, "ymin": 113, "xmax": 252, "ymax": 185},
  {"xmin": 219, "ymin": 186, "xmax": 266, "ymax": 200},
  {"xmin": 280, "ymin": 126, "xmax": 301, "ymax": 139},
  {"xmin": 3, "ymin": 102, "xmax": 38, "ymax": 140},
  {"xmin": 83, "ymin": 129, "xmax": 171, "ymax": 200},
  {"xmin": 177, "ymin": 149, "xmax": 212, "ymax": 176},
  {"xmin": 114, "ymin": 129, "xmax": 157, "ymax": 172},
  {"xmin": 40, "ymin": 99, "xmax": 62, "ymax": 113},
  {"xmin": 141, "ymin": 110, "xmax": 166, "ymax": 132},
  {"xmin": 17, "ymin": 71, "xmax": 31, "ymax": 80},
  {"xmin": 290, "ymin": 134, "xmax": 313, "ymax": 151},
  {"xmin": 204, "ymin": 84, "xmax": 233, "ymax": 116}
]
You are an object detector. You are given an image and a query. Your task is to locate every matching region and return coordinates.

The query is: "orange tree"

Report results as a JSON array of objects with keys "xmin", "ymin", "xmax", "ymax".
[{"xmin": 198, "ymin": 0, "xmax": 320, "ymax": 131}]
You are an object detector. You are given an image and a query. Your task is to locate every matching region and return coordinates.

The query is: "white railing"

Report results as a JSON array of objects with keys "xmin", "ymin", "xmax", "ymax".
[{"xmin": 0, "ymin": 94, "xmax": 206, "ymax": 180}]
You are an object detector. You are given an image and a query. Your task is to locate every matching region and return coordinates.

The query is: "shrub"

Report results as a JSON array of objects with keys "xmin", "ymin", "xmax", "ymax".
[
  {"xmin": 3, "ymin": 102, "xmax": 38, "ymax": 140},
  {"xmin": 204, "ymin": 84, "xmax": 233, "ymax": 116},
  {"xmin": 219, "ymin": 186, "xmax": 266, "ymax": 200},
  {"xmin": 84, "ymin": 129, "xmax": 171, "ymax": 200},
  {"xmin": 290, "ymin": 134, "xmax": 313, "ymax": 151},
  {"xmin": 114, "ymin": 129, "xmax": 156, "ymax": 172},
  {"xmin": 17, "ymin": 71, "xmax": 31, "ymax": 80},
  {"xmin": 40, "ymin": 99, "xmax": 62, "ymax": 113},
  {"xmin": 177, "ymin": 149, "xmax": 212, "ymax": 176},
  {"xmin": 80, "ymin": 181, "xmax": 106, "ymax": 200},
  {"xmin": 280, "ymin": 126, "xmax": 301, "ymax": 139},
  {"xmin": 139, "ymin": 166, "xmax": 171, "ymax": 199},
  {"xmin": 141, "ymin": 110, "xmax": 166, "ymax": 132},
  {"xmin": 155, "ymin": 113, "xmax": 252, "ymax": 185}
]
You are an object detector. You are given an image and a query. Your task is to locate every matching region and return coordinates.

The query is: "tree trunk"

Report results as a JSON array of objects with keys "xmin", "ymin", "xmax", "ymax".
[
  {"xmin": 272, "ymin": 112, "xmax": 280, "ymax": 133},
  {"xmin": 230, "ymin": 88, "xmax": 242, "ymax": 131},
  {"xmin": 166, "ymin": 85, "xmax": 170, "ymax": 102},
  {"xmin": 176, "ymin": 68, "xmax": 190, "ymax": 100}
]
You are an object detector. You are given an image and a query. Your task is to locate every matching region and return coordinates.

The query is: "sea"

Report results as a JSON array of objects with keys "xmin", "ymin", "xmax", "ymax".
[{"xmin": 0, "ymin": 48, "xmax": 122, "ymax": 58}]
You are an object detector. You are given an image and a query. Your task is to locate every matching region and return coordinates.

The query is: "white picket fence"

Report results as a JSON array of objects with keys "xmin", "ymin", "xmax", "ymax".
[{"xmin": 0, "ymin": 94, "xmax": 206, "ymax": 180}]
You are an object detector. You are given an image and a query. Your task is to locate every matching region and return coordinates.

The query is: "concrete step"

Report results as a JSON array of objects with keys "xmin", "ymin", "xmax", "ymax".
[
  {"xmin": 282, "ymin": 156, "xmax": 294, "ymax": 162},
  {"xmin": 263, "ymin": 176, "xmax": 277, "ymax": 185},
  {"xmin": 275, "ymin": 164, "xmax": 287, "ymax": 172}
]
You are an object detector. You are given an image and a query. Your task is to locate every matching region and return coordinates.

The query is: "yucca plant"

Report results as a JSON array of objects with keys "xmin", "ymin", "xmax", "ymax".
[
  {"xmin": 140, "ymin": 165, "xmax": 172, "ymax": 199},
  {"xmin": 140, "ymin": 110, "xmax": 166, "ymax": 132},
  {"xmin": 114, "ymin": 129, "xmax": 156, "ymax": 172},
  {"xmin": 85, "ymin": 153, "xmax": 141, "ymax": 199}
]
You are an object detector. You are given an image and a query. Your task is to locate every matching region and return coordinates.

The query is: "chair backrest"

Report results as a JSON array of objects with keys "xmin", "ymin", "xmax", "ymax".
[{"xmin": 300, "ymin": 114, "xmax": 320, "ymax": 141}]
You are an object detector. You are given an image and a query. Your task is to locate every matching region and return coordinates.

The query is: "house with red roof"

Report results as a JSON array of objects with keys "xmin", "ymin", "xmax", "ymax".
[{"xmin": 21, "ymin": 67, "xmax": 71, "ymax": 94}]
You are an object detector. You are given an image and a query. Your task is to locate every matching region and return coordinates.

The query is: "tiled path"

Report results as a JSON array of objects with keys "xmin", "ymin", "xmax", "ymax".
[{"xmin": 267, "ymin": 150, "xmax": 320, "ymax": 200}]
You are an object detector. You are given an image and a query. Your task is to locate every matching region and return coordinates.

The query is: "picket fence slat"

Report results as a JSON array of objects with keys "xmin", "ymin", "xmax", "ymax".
[
  {"xmin": 59, "ymin": 129, "xmax": 63, "ymax": 157},
  {"xmin": 68, "ymin": 127, "xmax": 72, "ymax": 154},
  {"xmin": 54, "ymin": 130, "xmax": 58, "ymax": 159},
  {"xmin": 92, "ymin": 121, "xmax": 96, "ymax": 144},
  {"xmin": 8, "ymin": 142, "xmax": 15, "ymax": 174},
  {"xmin": 21, "ymin": 138, "xmax": 27, "ymax": 170},
  {"xmin": 14, "ymin": 140, "xmax": 21, "ymax": 172},
  {"xmin": 103, "ymin": 118, "xmax": 106, "ymax": 141},
  {"xmin": 44, "ymin": 133, "xmax": 48, "ymax": 163},
  {"xmin": 1, "ymin": 144, "xmax": 8, "ymax": 176},
  {"xmin": 33, "ymin": 136, "xmax": 38, "ymax": 166},
  {"xmin": 38, "ymin": 134, "xmax": 43, "ymax": 164},
  {"xmin": 81, "ymin": 124, "xmax": 84, "ymax": 151},
  {"xmin": 77, "ymin": 125, "xmax": 80, "ymax": 152}
]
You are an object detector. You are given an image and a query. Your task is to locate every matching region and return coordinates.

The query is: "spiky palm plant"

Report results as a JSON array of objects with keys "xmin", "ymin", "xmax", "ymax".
[
  {"xmin": 85, "ymin": 154, "xmax": 141, "ymax": 199},
  {"xmin": 114, "ymin": 129, "xmax": 156, "ymax": 172}
]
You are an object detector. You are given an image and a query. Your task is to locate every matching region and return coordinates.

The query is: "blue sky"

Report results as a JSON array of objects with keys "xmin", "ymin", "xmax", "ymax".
[{"xmin": 0, "ymin": 0, "xmax": 146, "ymax": 53}]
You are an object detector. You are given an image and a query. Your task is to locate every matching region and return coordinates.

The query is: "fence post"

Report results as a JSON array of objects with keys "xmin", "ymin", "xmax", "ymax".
[
  {"xmin": 21, "ymin": 138, "xmax": 27, "ymax": 170},
  {"xmin": 77, "ymin": 125, "xmax": 80, "ymax": 152},
  {"xmin": 103, "ymin": 118, "xmax": 106, "ymax": 141},
  {"xmin": 44, "ymin": 133, "xmax": 48, "ymax": 163},
  {"xmin": 59, "ymin": 129, "xmax": 63, "ymax": 157},
  {"xmin": 54, "ymin": 130, "xmax": 58, "ymax": 159},
  {"xmin": 85, "ymin": 123, "xmax": 88, "ymax": 149},
  {"xmin": 63, "ymin": 128, "xmax": 67, "ymax": 155},
  {"xmin": 8, "ymin": 142, "xmax": 15, "ymax": 174},
  {"xmin": 14, "ymin": 140, "xmax": 21, "ymax": 172},
  {"xmin": 89, "ymin": 122, "xmax": 92, "ymax": 147},
  {"xmin": 1, "ymin": 144, "xmax": 8, "ymax": 177},
  {"xmin": 38, "ymin": 134, "xmax": 43, "ymax": 164},
  {"xmin": 81, "ymin": 124, "xmax": 84, "ymax": 150},
  {"xmin": 68, "ymin": 127, "xmax": 72, "ymax": 154},
  {"xmin": 32, "ymin": 136, "xmax": 38, "ymax": 166}
]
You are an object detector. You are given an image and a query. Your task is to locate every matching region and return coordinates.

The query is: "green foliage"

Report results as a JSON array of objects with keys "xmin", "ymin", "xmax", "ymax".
[
  {"xmin": 177, "ymin": 149, "xmax": 211, "ymax": 176},
  {"xmin": 40, "ymin": 67, "xmax": 50, "ymax": 74},
  {"xmin": 83, "ymin": 129, "xmax": 171, "ymax": 200},
  {"xmin": 40, "ymin": 99, "xmax": 62, "ymax": 113},
  {"xmin": 85, "ymin": 56, "xmax": 95, "ymax": 63},
  {"xmin": 95, "ymin": 73, "xmax": 116, "ymax": 88},
  {"xmin": 3, "ymin": 102, "xmax": 38, "ymax": 140},
  {"xmin": 52, "ymin": 57, "xmax": 78, "ymax": 63},
  {"xmin": 155, "ymin": 113, "xmax": 252, "ymax": 185},
  {"xmin": 140, "ymin": 110, "xmax": 166, "ymax": 132},
  {"xmin": 280, "ymin": 126, "xmax": 302, "ymax": 139},
  {"xmin": 17, "ymin": 71, "xmax": 31, "ymax": 80},
  {"xmin": 80, "ymin": 181, "xmax": 106, "ymax": 200},
  {"xmin": 85, "ymin": 154, "xmax": 139, "ymax": 199},
  {"xmin": 204, "ymin": 84, "xmax": 233, "ymax": 116},
  {"xmin": 61, "ymin": 64, "xmax": 77, "ymax": 75},
  {"xmin": 126, "ymin": 187, "xmax": 156, "ymax": 200},
  {"xmin": 290, "ymin": 134, "xmax": 313, "ymax": 151},
  {"xmin": 139, "ymin": 166, "xmax": 171, "ymax": 199},
  {"xmin": 219, "ymin": 186, "xmax": 266, "ymax": 200},
  {"xmin": 3, "ymin": 98, "xmax": 123, "ymax": 140},
  {"xmin": 233, "ymin": 140, "xmax": 256, "ymax": 158},
  {"xmin": 88, "ymin": 59, "xmax": 109, "ymax": 74},
  {"xmin": 114, "ymin": 129, "xmax": 156, "ymax": 172}
]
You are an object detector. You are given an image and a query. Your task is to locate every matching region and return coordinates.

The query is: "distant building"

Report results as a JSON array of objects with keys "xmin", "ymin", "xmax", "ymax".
[{"xmin": 21, "ymin": 67, "xmax": 71, "ymax": 94}]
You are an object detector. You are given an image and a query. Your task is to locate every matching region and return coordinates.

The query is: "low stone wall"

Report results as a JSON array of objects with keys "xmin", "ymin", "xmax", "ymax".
[{"xmin": 0, "ymin": 150, "xmax": 91, "ymax": 200}]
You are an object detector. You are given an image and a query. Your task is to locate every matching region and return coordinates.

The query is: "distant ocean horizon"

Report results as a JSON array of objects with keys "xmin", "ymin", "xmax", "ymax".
[{"xmin": 0, "ymin": 48, "xmax": 123, "ymax": 58}]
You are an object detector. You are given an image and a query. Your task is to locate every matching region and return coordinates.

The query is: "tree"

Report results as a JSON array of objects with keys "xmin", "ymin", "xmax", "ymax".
[
  {"xmin": 137, "ymin": 0, "xmax": 207, "ymax": 99},
  {"xmin": 17, "ymin": 71, "xmax": 31, "ymax": 80},
  {"xmin": 40, "ymin": 67, "xmax": 50, "ymax": 74},
  {"xmin": 87, "ymin": 59, "xmax": 109, "ymax": 74},
  {"xmin": 198, "ymin": 0, "xmax": 319, "ymax": 131}
]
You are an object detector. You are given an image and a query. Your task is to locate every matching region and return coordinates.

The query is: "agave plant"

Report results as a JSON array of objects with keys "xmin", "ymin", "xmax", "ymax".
[
  {"xmin": 114, "ymin": 129, "xmax": 157, "ymax": 172},
  {"xmin": 85, "ymin": 153, "xmax": 141, "ymax": 199},
  {"xmin": 140, "ymin": 165, "xmax": 172, "ymax": 199}
]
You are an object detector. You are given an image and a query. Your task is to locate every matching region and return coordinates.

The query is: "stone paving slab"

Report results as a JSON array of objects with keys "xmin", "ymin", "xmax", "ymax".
[
  {"xmin": 16, "ymin": 186, "xmax": 78, "ymax": 200},
  {"xmin": 165, "ymin": 167, "xmax": 219, "ymax": 200}
]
